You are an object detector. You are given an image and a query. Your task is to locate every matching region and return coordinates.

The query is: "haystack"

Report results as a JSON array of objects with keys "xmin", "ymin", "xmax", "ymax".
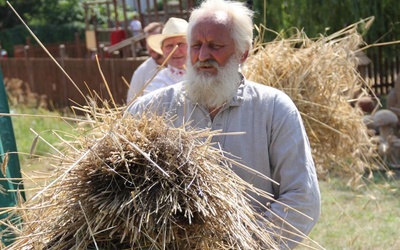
[
  {"xmin": 242, "ymin": 23, "xmax": 381, "ymax": 184},
  {"xmin": 2, "ymin": 101, "xmax": 282, "ymax": 249},
  {"xmin": 4, "ymin": 77, "xmax": 48, "ymax": 109}
]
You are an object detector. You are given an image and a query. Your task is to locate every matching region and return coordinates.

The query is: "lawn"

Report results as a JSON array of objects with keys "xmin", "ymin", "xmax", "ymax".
[
  {"xmin": 7, "ymin": 106, "xmax": 400, "ymax": 249},
  {"xmin": 301, "ymin": 172, "xmax": 400, "ymax": 250}
]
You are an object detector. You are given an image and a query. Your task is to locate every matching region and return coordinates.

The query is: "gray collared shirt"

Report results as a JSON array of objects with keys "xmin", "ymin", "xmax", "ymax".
[{"xmin": 128, "ymin": 76, "xmax": 321, "ymax": 249}]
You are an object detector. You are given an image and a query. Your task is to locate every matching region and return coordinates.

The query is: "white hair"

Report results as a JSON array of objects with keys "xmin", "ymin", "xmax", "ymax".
[{"xmin": 187, "ymin": 0, "xmax": 254, "ymax": 56}]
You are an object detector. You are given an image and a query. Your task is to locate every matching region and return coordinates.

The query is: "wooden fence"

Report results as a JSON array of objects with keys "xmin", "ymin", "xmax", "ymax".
[
  {"xmin": 12, "ymin": 37, "xmax": 129, "ymax": 59},
  {"xmin": 13, "ymin": 35, "xmax": 87, "ymax": 59},
  {"xmin": 364, "ymin": 53, "xmax": 400, "ymax": 97},
  {"xmin": 0, "ymin": 57, "xmax": 145, "ymax": 109}
]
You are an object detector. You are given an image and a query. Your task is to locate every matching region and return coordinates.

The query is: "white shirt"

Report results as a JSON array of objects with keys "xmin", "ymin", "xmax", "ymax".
[
  {"xmin": 142, "ymin": 65, "xmax": 185, "ymax": 96},
  {"xmin": 126, "ymin": 57, "xmax": 160, "ymax": 103},
  {"xmin": 130, "ymin": 19, "xmax": 142, "ymax": 36}
]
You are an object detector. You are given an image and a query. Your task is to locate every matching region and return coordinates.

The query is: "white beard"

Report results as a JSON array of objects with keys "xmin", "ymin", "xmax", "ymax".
[{"xmin": 185, "ymin": 57, "xmax": 241, "ymax": 109}]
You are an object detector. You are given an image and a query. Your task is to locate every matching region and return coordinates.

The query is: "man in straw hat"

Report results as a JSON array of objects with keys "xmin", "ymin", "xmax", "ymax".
[
  {"xmin": 130, "ymin": 17, "xmax": 188, "ymax": 99},
  {"xmin": 127, "ymin": 21, "xmax": 165, "ymax": 103},
  {"xmin": 128, "ymin": 0, "xmax": 320, "ymax": 248}
]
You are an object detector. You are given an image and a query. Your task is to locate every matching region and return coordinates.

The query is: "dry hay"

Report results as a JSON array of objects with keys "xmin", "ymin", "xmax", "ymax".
[
  {"xmin": 1, "ymin": 101, "xmax": 287, "ymax": 249},
  {"xmin": 242, "ymin": 23, "xmax": 381, "ymax": 184},
  {"xmin": 4, "ymin": 77, "xmax": 48, "ymax": 109}
]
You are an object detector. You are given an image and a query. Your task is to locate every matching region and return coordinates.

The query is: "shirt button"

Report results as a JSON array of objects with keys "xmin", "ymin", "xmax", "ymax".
[{"xmin": 207, "ymin": 122, "xmax": 212, "ymax": 127}]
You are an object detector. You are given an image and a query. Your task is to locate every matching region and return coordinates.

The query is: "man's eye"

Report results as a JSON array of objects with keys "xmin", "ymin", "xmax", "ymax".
[{"xmin": 211, "ymin": 44, "xmax": 222, "ymax": 49}]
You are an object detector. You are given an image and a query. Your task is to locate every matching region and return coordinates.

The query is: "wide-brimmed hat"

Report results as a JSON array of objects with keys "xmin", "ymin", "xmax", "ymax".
[{"xmin": 147, "ymin": 17, "xmax": 188, "ymax": 55}]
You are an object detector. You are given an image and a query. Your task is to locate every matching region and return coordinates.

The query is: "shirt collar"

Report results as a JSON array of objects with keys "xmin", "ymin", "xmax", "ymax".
[{"xmin": 167, "ymin": 65, "xmax": 186, "ymax": 76}]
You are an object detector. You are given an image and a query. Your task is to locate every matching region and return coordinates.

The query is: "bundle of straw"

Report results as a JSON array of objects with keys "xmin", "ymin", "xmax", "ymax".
[
  {"xmin": 242, "ymin": 22, "xmax": 381, "ymax": 183},
  {"xmin": 4, "ymin": 102, "xmax": 279, "ymax": 249}
]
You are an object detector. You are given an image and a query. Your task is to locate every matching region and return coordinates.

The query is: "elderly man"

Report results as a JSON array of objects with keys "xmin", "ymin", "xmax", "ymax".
[
  {"xmin": 126, "ymin": 22, "xmax": 164, "ymax": 103},
  {"xmin": 128, "ymin": 0, "xmax": 320, "ymax": 248}
]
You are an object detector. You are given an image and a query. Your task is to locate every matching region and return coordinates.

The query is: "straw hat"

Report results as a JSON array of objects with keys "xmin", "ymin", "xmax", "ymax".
[{"xmin": 147, "ymin": 17, "xmax": 188, "ymax": 55}]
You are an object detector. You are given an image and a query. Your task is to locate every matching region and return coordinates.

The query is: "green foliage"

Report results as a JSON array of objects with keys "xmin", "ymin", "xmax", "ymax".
[
  {"xmin": 0, "ymin": 0, "xmax": 131, "ymax": 57},
  {"xmin": 0, "ymin": 1, "xmax": 37, "ymax": 30},
  {"xmin": 0, "ymin": 0, "xmax": 85, "ymax": 56},
  {"xmin": 0, "ymin": 24, "xmax": 85, "ymax": 57},
  {"xmin": 252, "ymin": 0, "xmax": 400, "ymax": 59},
  {"xmin": 0, "ymin": 26, "xmax": 28, "ymax": 56},
  {"xmin": 1, "ymin": 0, "xmax": 84, "ymax": 29},
  {"xmin": 25, "ymin": 0, "xmax": 84, "ymax": 26}
]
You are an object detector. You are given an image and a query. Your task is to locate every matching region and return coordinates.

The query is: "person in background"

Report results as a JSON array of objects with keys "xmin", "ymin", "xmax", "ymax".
[
  {"xmin": 126, "ymin": 22, "xmax": 164, "ymax": 103},
  {"xmin": 128, "ymin": 0, "xmax": 320, "ymax": 248},
  {"xmin": 141, "ymin": 17, "xmax": 188, "ymax": 96},
  {"xmin": 129, "ymin": 14, "xmax": 143, "ymax": 37}
]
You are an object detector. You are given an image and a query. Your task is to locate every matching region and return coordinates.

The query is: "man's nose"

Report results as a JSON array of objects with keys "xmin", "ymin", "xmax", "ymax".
[{"xmin": 198, "ymin": 45, "xmax": 211, "ymax": 61}]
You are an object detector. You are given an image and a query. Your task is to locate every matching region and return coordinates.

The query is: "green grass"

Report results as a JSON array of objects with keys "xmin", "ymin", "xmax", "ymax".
[
  {"xmin": 10, "ymin": 107, "xmax": 76, "ymax": 165},
  {"xmin": 300, "ymin": 172, "xmax": 400, "ymax": 250},
  {"xmin": 8, "ymin": 106, "xmax": 400, "ymax": 249}
]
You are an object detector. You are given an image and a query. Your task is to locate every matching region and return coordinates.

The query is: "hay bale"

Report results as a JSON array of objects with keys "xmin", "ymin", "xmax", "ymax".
[
  {"xmin": 4, "ymin": 77, "xmax": 48, "ymax": 109},
  {"xmin": 5, "ymin": 104, "xmax": 279, "ymax": 249},
  {"xmin": 242, "ymin": 25, "xmax": 381, "ymax": 183}
]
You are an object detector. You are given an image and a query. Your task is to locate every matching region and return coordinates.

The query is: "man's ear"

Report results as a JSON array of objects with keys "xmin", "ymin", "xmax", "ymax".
[{"xmin": 240, "ymin": 50, "xmax": 249, "ymax": 63}]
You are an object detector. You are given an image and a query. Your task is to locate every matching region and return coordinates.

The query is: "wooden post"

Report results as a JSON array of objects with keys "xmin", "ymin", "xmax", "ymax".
[
  {"xmin": 106, "ymin": 1, "xmax": 112, "ymax": 27},
  {"xmin": 99, "ymin": 43, "xmax": 105, "ymax": 58},
  {"xmin": 75, "ymin": 32, "xmax": 82, "ymax": 58},
  {"xmin": 146, "ymin": 0, "xmax": 151, "ymax": 22},
  {"xmin": 23, "ymin": 45, "xmax": 29, "ymax": 59},
  {"xmin": 84, "ymin": 3, "xmax": 89, "ymax": 30},
  {"xmin": 373, "ymin": 53, "xmax": 379, "ymax": 95},
  {"xmin": 153, "ymin": 0, "xmax": 159, "ymax": 21},
  {"xmin": 59, "ymin": 44, "xmax": 68, "ymax": 106},
  {"xmin": 122, "ymin": 0, "xmax": 129, "ymax": 37},
  {"xmin": 59, "ymin": 44, "xmax": 66, "ymax": 59},
  {"xmin": 24, "ymin": 45, "xmax": 35, "ymax": 92},
  {"xmin": 178, "ymin": 0, "xmax": 183, "ymax": 16},
  {"xmin": 113, "ymin": 0, "xmax": 119, "ymax": 28},
  {"xmin": 25, "ymin": 36, "xmax": 33, "ymax": 57},
  {"xmin": 137, "ymin": 0, "xmax": 144, "ymax": 26},
  {"xmin": 163, "ymin": 0, "xmax": 168, "ymax": 19}
]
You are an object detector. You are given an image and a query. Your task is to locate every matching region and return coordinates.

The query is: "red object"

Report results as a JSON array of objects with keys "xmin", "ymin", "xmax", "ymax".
[{"xmin": 110, "ymin": 30, "xmax": 126, "ymax": 45}]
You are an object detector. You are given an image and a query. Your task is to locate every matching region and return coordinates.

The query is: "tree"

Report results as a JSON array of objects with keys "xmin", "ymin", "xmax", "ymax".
[
  {"xmin": 0, "ymin": 0, "xmax": 84, "ymax": 30},
  {"xmin": 0, "ymin": 1, "xmax": 37, "ymax": 30}
]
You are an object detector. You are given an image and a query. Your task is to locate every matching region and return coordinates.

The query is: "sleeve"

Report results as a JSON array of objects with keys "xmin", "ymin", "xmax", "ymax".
[
  {"xmin": 264, "ymin": 102, "xmax": 321, "ymax": 249},
  {"xmin": 127, "ymin": 68, "xmax": 146, "ymax": 103}
]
